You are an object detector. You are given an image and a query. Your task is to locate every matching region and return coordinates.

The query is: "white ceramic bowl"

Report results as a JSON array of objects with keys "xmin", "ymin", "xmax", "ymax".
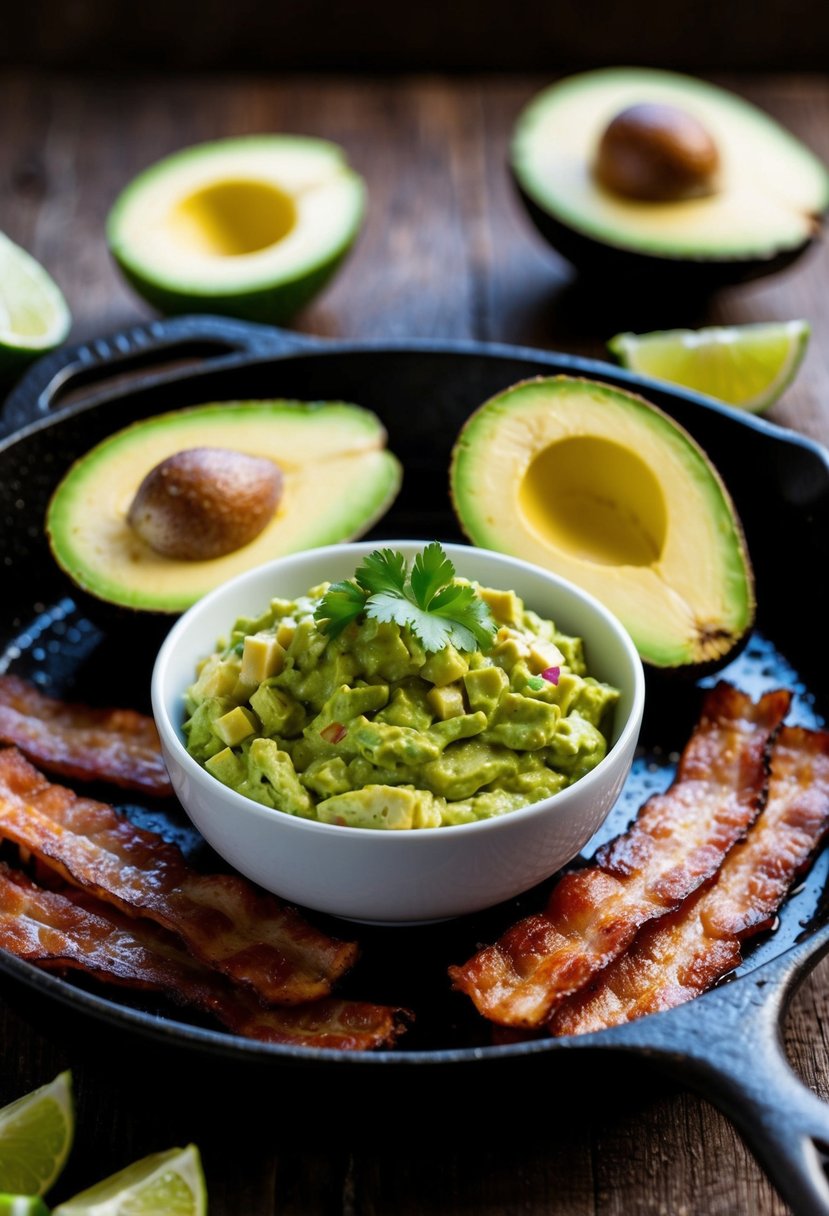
[{"xmin": 152, "ymin": 541, "xmax": 644, "ymax": 923}]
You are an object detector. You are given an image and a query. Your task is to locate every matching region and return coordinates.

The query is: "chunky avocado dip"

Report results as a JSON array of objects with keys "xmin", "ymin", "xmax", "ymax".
[{"xmin": 183, "ymin": 544, "xmax": 619, "ymax": 829}]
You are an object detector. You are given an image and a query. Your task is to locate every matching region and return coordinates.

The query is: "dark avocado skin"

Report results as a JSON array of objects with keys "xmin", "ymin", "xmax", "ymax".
[{"xmin": 513, "ymin": 172, "xmax": 820, "ymax": 290}]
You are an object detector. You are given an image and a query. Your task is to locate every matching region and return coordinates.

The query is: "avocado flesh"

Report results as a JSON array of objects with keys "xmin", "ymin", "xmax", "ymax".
[
  {"xmin": 46, "ymin": 401, "xmax": 401, "ymax": 614},
  {"xmin": 450, "ymin": 376, "xmax": 755, "ymax": 669},
  {"xmin": 512, "ymin": 69, "xmax": 829, "ymax": 279},
  {"xmin": 106, "ymin": 136, "xmax": 365, "ymax": 323}
]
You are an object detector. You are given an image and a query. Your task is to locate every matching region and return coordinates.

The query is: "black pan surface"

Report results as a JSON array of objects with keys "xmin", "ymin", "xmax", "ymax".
[{"xmin": 2, "ymin": 316, "xmax": 829, "ymax": 1211}]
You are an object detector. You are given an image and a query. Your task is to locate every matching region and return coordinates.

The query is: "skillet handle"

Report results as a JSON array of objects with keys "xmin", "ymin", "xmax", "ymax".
[
  {"xmin": 601, "ymin": 922, "xmax": 829, "ymax": 1216},
  {"xmin": 0, "ymin": 314, "xmax": 322, "ymax": 435}
]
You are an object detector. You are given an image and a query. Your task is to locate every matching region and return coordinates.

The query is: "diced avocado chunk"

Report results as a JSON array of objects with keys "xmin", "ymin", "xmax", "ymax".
[
  {"xmin": 352, "ymin": 619, "xmax": 425, "ymax": 682},
  {"xmin": 569, "ymin": 677, "xmax": 620, "ymax": 727},
  {"xmin": 527, "ymin": 638, "xmax": 565, "ymax": 674},
  {"xmin": 214, "ymin": 705, "xmax": 259, "ymax": 746},
  {"xmin": 189, "ymin": 653, "xmax": 241, "ymax": 704},
  {"xmin": 478, "ymin": 585, "xmax": 523, "ymax": 625},
  {"xmin": 317, "ymin": 785, "xmax": 442, "ymax": 829},
  {"xmin": 241, "ymin": 633, "xmax": 286, "ymax": 685},
  {"xmin": 275, "ymin": 618, "xmax": 297, "ymax": 649},
  {"xmin": 428, "ymin": 711, "xmax": 487, "ymax": 749},
  {"xmin": 278, "ymin": 647, "xmax": 360, "ymax": 709},
  {"xmin": 490, "ymin": 627, "xmax": 530, "ymax": 672},
  {"xmin": 546, "ymin": 713, "xmax": 608, "ymax": 779},
  {"xmin": 250, "ymin": 681, "xmax": 306, "ymax": 736},
  {"xmin": 427, "ymin": 683, "xmax": 465, "ymax": 720},
  {"xmin": 183, "ymin": 696, "xmax": 235, "ymax": 761},
  {"xmin": 463, "ymin": 665, "xmax": 509, "ymax": 715},
  {"xmin": 204, "ymin": 746, "xmax": 246, "ymax": 789},
  {"xmin": 374, "ymin": 682, "xmax": 434, "ymax": 730},
  {"xmin": 351, "ymin": 718, "xmax": 441, "ymax": 767},
  {"xmin": 285, "ymin": 618, "xmax": 330, "ymax": 672},
  {"xmin": 420, "ymin": 644, "xmax": 469, "ymax": 686},
  {"xmin": 246, "ymin": 737, "xmax": 315, "ymax": 817},
  {"xmin": 305, "ymin": 683, "xmax": 390, "ymax": 745},
  {"xmin": 421, "ymin": 739, "xmax": 519, "ymax": 800},
  {"xmin": 555, "ymin": 634, "xmax": 586, "ymax": 675},
  {"xmin": 484, "ymin": 693, "xmax": 561, "ymax": 750},
  {"xmin": 301, "ymin": 755, "xmax": 353, "ymax": 798}
]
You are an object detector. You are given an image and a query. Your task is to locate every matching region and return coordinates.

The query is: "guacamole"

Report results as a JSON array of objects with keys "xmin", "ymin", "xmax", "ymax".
[{"xmin": 184, "ymin": 581, "xmax": 619, "ymax": 829}]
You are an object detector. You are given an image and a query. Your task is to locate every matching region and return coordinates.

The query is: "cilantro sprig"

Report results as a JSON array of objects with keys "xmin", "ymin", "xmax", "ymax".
[{"xmin": 314, "ymin": 542, "xmax": 497, "ymax": 654}]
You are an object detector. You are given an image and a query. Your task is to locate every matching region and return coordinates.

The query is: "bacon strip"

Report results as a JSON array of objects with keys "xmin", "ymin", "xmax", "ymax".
[
  {"xmin": 449, "ymin": 684, "xmax": 790, "ymax": 1027},
  {"xmin": 0, "ymin": 865, "xmax": 407, "ymax": 1050},
  {"xmin": 0, "ymin": 748, "xmax": 357, "ymax": 1004},
  {"xmin": 0, "ymin": 675, "xmax": 172, "ymax": 797},
  {"xmin": 550, "ymin": 725, "xmax": 829, "ymax": 1036}
]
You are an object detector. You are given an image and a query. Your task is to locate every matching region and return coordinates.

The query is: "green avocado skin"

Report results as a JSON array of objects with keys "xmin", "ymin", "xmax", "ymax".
[
  {"xmin": 105, "ymin": 134, "xmax": 366, "ymax": 323},
  {"xmin": 110, "ymin": 241, "xmax": 354, "ymax": 325},
  {"xmin": 513, "ymin": 175, "xmax": 819, "ymax": 290}
]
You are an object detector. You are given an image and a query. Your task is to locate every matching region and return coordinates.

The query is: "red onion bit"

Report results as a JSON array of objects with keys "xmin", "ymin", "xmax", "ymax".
[{"xmin": 320, "ymin": 721, "xmax": 348, "ymax": 744}]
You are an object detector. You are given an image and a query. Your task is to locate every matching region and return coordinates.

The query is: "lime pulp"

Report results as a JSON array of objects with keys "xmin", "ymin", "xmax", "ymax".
[
  {"xmin": 608, "ymin": 320, "xmax": 810, "ymax": 413},
  {"xmin": 0, "ymin": 1071, "xmax": 74, "ymax": 1198}
]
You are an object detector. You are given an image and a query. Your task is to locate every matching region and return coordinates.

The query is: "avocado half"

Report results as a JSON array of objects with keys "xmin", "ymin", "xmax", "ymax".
[
  {"xmin": 511, "ymin": 69, "xmax": 829, "ymax": 287},
  {"xmin": 46, "ymin": 401, "xmax": 401, "ymax": 614},
  {"xmin": 107, "ymin": 136, "xmax": 366, "ymax": 323},
  {"xmin": 450, "ymin": 376, "xmax": 755, "ymax": 670}
]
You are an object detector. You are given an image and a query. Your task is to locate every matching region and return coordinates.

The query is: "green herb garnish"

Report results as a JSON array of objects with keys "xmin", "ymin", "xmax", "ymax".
[{"xmin": 314, "ymin": 542, "xmax": 497, "ymax": 653}]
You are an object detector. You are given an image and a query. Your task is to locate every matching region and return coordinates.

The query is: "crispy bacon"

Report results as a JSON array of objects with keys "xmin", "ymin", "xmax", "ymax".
[
  {"xmin": 550, "ymin": 725, "xmax": 829, "ymax": 1036},
  {"xmin": 0, "ymin": 675, "xmax": 172, "ymax": 797},
  {"xmin": 0, "ymin": 866, "xmax": 407, "ymax": 1050},
  {"xmin": 449, "ymin": 684, "xmax": 790, "ymax": 1027},
  {"xmin": 0, "ymin": 748, "xmax": 358, "ymax": 1004}
]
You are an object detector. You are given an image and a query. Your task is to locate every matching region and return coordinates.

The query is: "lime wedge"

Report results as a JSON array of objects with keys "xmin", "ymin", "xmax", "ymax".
[
  {"xmin": 0, "ymin": 1071, "xmax": 74, "ymax": 1197},
  {"xmin": 0, "ymin": 1197, "xmax": 50, "ymax": 1215},
  {"xmin": 608, "ymin": 320, "xmax": 810, "ymax": 413},
  {"xmin": 53, "ymin": 1145, "xmax": 206, "ymax": 1216},
  {"xmin": 0, "ymin": 231, "xmax": 71, "ymax": 373}
]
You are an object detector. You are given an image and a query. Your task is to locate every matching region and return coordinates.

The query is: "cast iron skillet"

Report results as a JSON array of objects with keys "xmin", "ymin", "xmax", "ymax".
[{"xmin": 2, "ymin": 316, "xmax": 829, "ymax": 1213}]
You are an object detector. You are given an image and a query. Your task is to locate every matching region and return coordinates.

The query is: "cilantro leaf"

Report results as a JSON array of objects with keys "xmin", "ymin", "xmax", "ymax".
[
  {"xmin": 365, "ymin": 593, "xmax": 454, "ymax": 652},
  {"xmin": 428, "ymin": 582, "xmax": 499, "ymax": 651},
  {"xmin": 314, "ymin": 578, "xmax": 368, "ymax": 638},
  {"xmin": 410, "ymin": 541, "xmax": 456, "ymax": 608},
  {"xmin": 315, "ymin": 542, "xmax": 497, "ymax": 653},
  {"xmin": 354, "ymin": 548, "xmax": 408, "ymax": 597}
]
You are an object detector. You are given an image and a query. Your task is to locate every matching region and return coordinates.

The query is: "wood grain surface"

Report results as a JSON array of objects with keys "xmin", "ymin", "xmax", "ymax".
[{"xmin": 1, "ymin": 70, "xmax": 828, "ymax": 1216}]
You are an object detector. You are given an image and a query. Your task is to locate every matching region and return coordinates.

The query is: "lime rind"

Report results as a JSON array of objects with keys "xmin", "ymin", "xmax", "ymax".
[
  {"xmin": 53, "ymin": 1144, "xmax": 206, "ymax": 1216},
  {"xmin": 0, "ymin": 1071, "xmax": 74, "ymax": 1198},
  {"xmin": 609, "ymin": 320, "xmax": 810, "ymax": 413},
  {"xmin": 0, "ymin": 1197, "xmax": 51, "ymax": 1215},
  {"xmin": 0, "ymin": 232, "xmax": 71, "ymax": 359}
]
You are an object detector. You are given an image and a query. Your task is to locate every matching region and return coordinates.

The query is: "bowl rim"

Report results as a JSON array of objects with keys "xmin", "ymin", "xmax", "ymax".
[{"xmin": 151, "ymin": 540, "xmax": 646, "ymax": 841}]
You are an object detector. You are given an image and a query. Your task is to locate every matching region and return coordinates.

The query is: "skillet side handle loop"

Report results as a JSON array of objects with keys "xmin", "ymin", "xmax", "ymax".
[
  {"xmin": 0, "ymin": 315, "xmax": 322, "ymax": 436},
  {"xmin": 604, "ymin": 925, "xmax": 829, "ymax": 1216}
]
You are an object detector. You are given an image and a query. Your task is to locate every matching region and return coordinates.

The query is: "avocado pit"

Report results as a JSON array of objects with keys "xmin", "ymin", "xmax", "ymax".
[
  {"xmin": 595, "ymin": 102, "xmax": 721, "ymax": 202},
  {"xmin": 127, "ymin": 447, "xmax": 283, "ymax": 561}
]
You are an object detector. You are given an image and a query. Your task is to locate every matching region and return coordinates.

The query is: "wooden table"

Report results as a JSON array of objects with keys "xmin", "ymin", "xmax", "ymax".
[{"xmin": 1, "ymin": 70, "xmax": 828, "ymax": 1215}]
